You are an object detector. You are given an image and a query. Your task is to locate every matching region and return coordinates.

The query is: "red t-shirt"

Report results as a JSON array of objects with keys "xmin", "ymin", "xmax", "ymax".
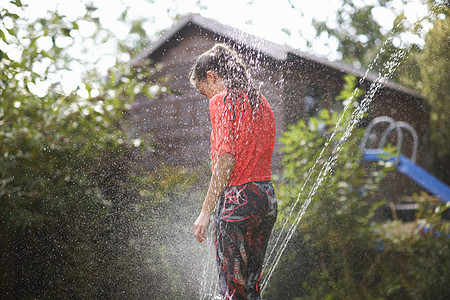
[{"xmin": 209, "ymin": 90, "xmax": 275, "ymax": 186}]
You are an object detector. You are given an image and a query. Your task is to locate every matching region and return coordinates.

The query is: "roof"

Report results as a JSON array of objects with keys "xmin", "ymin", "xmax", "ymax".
[{"xmin": 131, "ymin": 13, "xmax": 424, "ymax": 100}]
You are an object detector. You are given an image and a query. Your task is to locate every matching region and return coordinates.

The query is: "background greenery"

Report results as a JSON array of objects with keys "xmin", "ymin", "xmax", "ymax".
[
  {"xmin": 1, "ymin": 0, "xmax": 449, "ymax": 299},
  {"xmin": 306, "ymin": 0, "xmax": 450, "ymax": 183},
  {"xmin": 264, "ymin": 76, "xmax": 449, "ymax": 300},
  {"xmin": 1, "ymin": 2, "xmax": 198, "ymax": 298}
]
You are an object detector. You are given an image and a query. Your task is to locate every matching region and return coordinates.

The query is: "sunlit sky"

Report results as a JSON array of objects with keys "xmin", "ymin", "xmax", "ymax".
[{"xmin": 1, "ymin": 0, "xmax": 431, "ymax": 95}]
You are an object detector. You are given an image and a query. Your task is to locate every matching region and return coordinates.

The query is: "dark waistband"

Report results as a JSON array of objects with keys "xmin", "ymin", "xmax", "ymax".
[{"xmin": 227, "ymin": 180, "xmax": 272, "ymax": 189}]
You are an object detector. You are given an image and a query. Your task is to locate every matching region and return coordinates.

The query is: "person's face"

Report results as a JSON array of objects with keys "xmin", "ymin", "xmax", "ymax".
[{"xmin": 196, "ymin": 71, "xmax": 225, "ymax": 99}]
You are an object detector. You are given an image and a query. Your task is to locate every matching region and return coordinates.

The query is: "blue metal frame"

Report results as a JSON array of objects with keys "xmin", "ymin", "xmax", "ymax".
[{"xmin": 363, "ymin": 149, "xmax": 450, "ymax": 203}]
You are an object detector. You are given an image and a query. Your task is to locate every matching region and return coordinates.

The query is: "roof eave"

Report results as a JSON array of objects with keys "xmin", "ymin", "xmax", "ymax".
[
  {"xmin": 130, "ymin": 13, "xmax": 288, "ymax": 65},
  {"xmin": 130, "ymin": 13, "xmax": 425, "ymax": 100}
]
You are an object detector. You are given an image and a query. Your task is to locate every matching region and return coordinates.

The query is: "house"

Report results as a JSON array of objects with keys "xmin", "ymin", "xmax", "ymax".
[{"xmin": 129, "ymin": 13, "xmax": 434, "ymax": 204}]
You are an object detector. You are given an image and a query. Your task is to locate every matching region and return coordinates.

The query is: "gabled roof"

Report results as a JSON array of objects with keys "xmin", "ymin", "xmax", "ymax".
[
  {"xmin": 129, "ymin": 13, "xmax": 288, "ymax": 64},
  {"xmin": 131, "ymin": 13, "xmax": 424, "ymax": 100}
]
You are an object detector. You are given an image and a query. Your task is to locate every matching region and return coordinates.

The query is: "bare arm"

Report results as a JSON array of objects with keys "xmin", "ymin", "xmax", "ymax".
[{"xmin": 194, "ymin": 152, "xmax": 235, "ymax": 243}]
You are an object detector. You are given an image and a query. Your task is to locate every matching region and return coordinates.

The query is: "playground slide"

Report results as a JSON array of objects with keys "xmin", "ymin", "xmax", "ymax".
[{"xmin": 363, "ymin": 149, "xmax": 450, "ymax": 203}]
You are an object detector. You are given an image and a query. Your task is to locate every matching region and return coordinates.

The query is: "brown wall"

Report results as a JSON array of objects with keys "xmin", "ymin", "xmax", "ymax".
[
  {"xmin": 283, "ymin": 55, "xmax": 347, "ymax": 125},
  {"xmin": 130, "ymin": 29, "xmax": 215, "ymax": 167}
]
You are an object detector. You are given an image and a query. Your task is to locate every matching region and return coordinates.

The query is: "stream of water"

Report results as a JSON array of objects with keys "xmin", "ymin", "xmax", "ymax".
[{"xmin": 261, "ymin": 46, "xmax": 408, "ymax": 294}]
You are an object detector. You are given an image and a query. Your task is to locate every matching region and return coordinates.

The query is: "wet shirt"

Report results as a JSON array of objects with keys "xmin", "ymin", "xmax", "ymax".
[{"xmin": 209, "ymin": 89, "xmax": 275, "ymax": 186}]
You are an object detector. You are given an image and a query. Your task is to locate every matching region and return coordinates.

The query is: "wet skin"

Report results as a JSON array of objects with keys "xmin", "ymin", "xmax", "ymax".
[{"xmin": 193, "ymin": 71, "xmax": 235, "ymax": 243}]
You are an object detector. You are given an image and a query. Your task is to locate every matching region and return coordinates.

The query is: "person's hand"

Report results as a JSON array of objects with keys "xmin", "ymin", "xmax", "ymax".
[{"xmin": 193, "ymin": 212, "xmax": 210, "ymax": 243}]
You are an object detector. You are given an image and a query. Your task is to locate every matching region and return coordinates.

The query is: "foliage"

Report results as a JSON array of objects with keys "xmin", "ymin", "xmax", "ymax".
[
  {"xmin": 304, "ymin": 0, "xmax": 450, "ymax": 176},
  {"xmin": 311, "ymin": 0, "xmax": 387, "ymax": 68},
  {"xmin": 315, "ymin": 1, "xmax": 450, "ymax": 185},
  {"xmin": 117, "ymin": 8, "xmax": 153, "ymax": 59},
  {"xmin": 265, "ymin": 75, "xmax": 450, "ymax": 299},
  {"xmin": 309, "ymin": 0, "xmax": 409, "ymax": 70},
  {"xmin": 0, "ymin": 1, "xmax": 196, "ymax": 298},
  {"xmin": 305, "ymin": 1, "xmax": 447, "ymax": 91},
  {"xmin": 375, "ymin": 192, "xmax": 450, "ymax": 300},
  {"xmin": 417, "ymin": 6, "xmax": 450, "ymax": 182}
]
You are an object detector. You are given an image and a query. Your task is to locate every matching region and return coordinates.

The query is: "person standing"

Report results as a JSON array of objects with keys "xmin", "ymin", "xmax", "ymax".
[{"xmin": 190, "ymin": 43, "xmax": 277, "ymax": 300}]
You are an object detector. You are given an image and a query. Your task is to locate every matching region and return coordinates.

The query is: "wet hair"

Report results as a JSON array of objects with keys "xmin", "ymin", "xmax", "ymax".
[{"xmin": 189, "ymin": 43, "xmax": 264, "ymax": 119}]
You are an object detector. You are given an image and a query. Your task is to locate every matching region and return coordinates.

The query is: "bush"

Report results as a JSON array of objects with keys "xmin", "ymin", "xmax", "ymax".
[
  {"xmin": 0, "ymin": 3, "xmax": 197, "ymax": 298},
  {"xmin": 264, "ymin": 75, "xmax": 449, "ymax": 299}
]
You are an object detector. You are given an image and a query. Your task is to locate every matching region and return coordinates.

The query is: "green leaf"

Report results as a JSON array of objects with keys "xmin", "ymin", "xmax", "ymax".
[
  {"xmin": 0, "ymin": 30, "xmax": 6, "ymax": 42},
  {"xmin": 318, "ymin": 109, "xmax": 330, "ymax": 120},
  {"xmin": 72, "ymin": 22, "xmax": 79, "ymax": 30},
  {"xmin": 6, "ymin": 27, "xmax": 16, "ymax": 36},
  {"xmin": 5, "ymin": 13, "xmax": 20, "ymax": 19},
  {"xmin": 61, "ymin": 28, "xmax": 71, "ymax": 36},
  {"xmin": 10, "ymin": 0, "xmax": 23, "ymax": 8}
]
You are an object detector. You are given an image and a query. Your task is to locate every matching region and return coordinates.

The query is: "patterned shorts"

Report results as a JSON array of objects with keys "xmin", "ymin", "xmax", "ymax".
[{"xmin": 215, "ymin": 181, "xmax": 277, "ymax": 300}]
